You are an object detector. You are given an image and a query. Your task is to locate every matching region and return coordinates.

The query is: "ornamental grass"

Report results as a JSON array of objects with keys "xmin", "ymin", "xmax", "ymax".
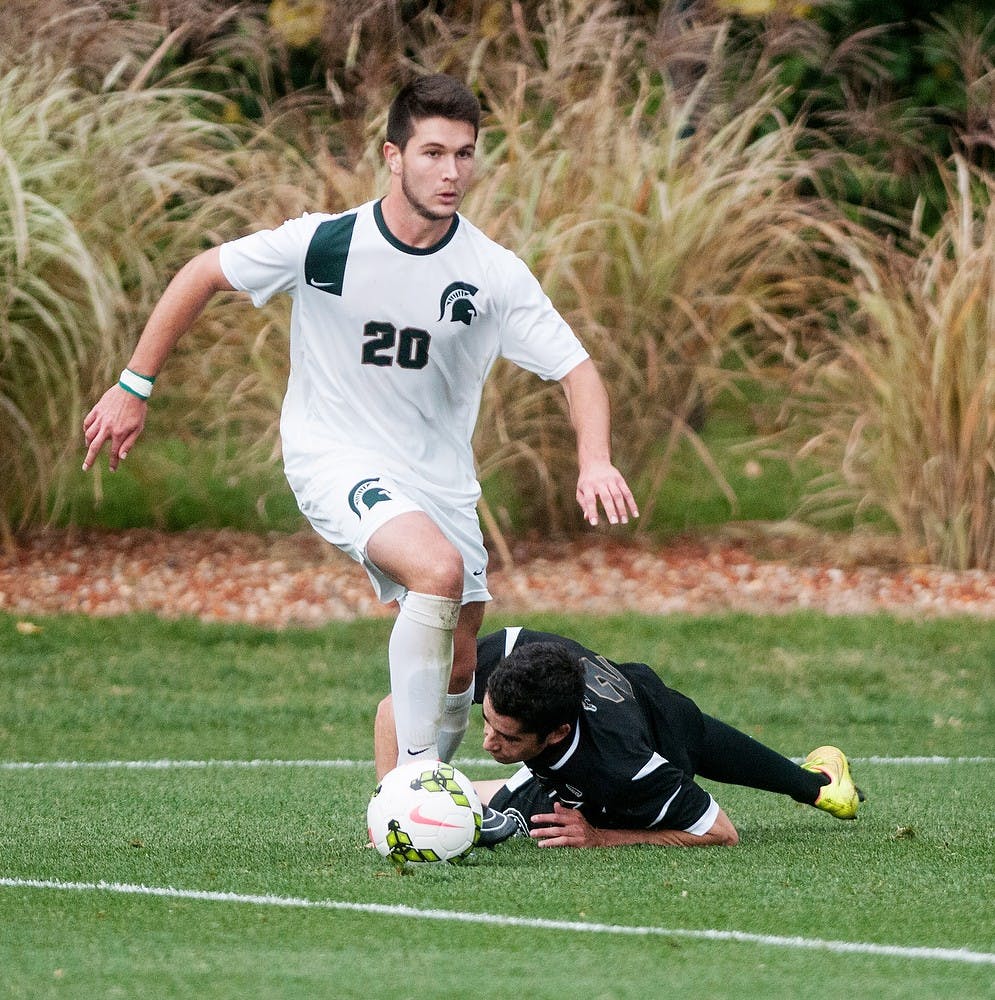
[
  {"xmin": 0, "ymin": 48, "xmax": 250, "ymax": 542},
  {"xmin": 784, "ymin": 157, "xmax": 995, "ymax": 570},
  {"xmin": 4, "ymin": 1, "xmax": 995, "ymax": 571}
]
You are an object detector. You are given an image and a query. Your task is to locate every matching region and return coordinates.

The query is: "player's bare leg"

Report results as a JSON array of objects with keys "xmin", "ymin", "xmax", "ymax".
[
  {"xmin": 472, "ymin": 779, "xmax": 509, "ymax": 806},
  {"xmin": 437, "ymin": 600, "xmax": 485, "ymax": 762},
  {"xmin": 373, "ymin": 695, "xmax": 399, "ymax": 781}
]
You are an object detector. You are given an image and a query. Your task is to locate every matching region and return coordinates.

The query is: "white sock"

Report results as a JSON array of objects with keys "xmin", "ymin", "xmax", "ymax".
[
  {"xmin": 437, "ymin": 681, "xmax": 474, "ymax": 763},
  {"xmin": 389, "ymin": 591, "xmax": 461, "ymax": 766}
]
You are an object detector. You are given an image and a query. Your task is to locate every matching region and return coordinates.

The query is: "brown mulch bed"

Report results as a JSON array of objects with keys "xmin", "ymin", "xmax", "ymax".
[{"xmin": 3, "ymin": 527, "xmax": 995, "ymax": 627}]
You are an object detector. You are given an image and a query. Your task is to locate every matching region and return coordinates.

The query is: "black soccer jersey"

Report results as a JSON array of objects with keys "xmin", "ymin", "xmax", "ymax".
[{"xmin": 475, "ymin": 628, "xmax": 719, "ymax": 835}]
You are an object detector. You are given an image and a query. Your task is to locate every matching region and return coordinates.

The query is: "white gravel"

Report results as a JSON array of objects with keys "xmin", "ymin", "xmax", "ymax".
[{"xmin": 3, "ymin": 528, "xmax": 995, "ymax": 627}]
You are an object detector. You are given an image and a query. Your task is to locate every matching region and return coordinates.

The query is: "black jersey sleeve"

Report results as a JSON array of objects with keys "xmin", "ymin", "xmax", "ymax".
[{"xmin": 590, "ymin": 754, "xmax": 716, "ymax": 834}]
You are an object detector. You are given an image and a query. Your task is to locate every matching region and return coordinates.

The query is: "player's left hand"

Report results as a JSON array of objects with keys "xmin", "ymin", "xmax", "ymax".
[
  {"xmin": 530, "ymin": 801, "xmax": 606, "ymax": 848},
  {"xmin": 82, "ymin": 384, "xmax": 148, "ymax": 473},
  {"xmin": 576, "ymin": 460, "xmax": 639, "ymax": 528}
]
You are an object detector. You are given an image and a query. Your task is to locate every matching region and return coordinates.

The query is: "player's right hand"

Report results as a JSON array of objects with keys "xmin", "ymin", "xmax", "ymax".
[
  {"xmin": 82, "ymin": 384, "xmax": 148, "ymax": 472},
  {"xmin": 529, "ymin": 801, "xmax": 606, "ymax": 848}
]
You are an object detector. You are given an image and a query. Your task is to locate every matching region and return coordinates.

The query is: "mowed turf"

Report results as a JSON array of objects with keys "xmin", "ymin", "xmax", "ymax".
[{"xmin": 1, "ymin": 610, "xmax": 993, "ymax": 999}]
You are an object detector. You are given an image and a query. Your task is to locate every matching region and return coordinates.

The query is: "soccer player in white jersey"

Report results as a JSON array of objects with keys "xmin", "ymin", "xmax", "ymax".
[{"xmin": 82, "ymin": 76, "xmax": 638, "ymax": 839}]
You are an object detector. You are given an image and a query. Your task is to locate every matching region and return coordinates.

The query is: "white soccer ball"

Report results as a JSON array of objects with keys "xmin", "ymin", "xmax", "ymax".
[{"xmin": 367, "ymin": 761, "xmax": 482, "ymax": 864}]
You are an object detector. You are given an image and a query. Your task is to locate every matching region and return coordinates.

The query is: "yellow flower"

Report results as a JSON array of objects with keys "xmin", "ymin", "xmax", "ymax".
[
  {"xmin": 268, "ymin": 0, "xmax": 327, "ymax": 49},
  {"xmin": 481, "ymin": 0, "xmax": 506, "ymax": 39},
  {"xmin": 220, "ymin": 99, "xmax": 244, "ymax": 125},
  {"xmin": 715, "ymin": 0, "xmax": 812, "ymax": 15}
]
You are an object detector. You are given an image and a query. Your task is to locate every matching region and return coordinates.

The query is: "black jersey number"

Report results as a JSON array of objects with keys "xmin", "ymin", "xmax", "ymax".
[
  {"xmin": 582, "ymin": 655, "xmax": 635, "ymax": 704},
  {"xmin": 362, "ymin": 321, "xmax": 431, "ymax": 370}
]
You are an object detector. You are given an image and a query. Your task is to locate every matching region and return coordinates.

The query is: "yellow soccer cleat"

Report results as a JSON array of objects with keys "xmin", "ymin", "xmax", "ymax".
[{"xmin": 802, "ymin": 745, "xmax": 861, "ymax": 820}]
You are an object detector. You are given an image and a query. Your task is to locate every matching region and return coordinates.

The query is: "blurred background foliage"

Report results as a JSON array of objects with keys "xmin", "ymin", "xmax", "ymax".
[{"xmin": 2, "ymin": 0, "xmax": 994, "ymax": 568}]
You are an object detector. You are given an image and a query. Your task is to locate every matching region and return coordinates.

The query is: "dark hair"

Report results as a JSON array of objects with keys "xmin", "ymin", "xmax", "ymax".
[
  {"xmin": 485, "ymin": 642, "xmax": 586, "ymax": 738},
  {"xmin": 386, "ymin": 74, "xmax": 481, "ymax": 150}
]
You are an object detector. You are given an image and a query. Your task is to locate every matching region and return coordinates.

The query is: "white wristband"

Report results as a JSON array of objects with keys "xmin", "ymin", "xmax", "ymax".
[{"xmin": 118, "ymin": 368, "xmax": 155, "ymax": 400}]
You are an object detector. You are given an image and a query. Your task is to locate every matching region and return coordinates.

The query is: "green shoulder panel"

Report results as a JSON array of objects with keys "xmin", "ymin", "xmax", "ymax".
[{"xmin": 303, "ymin": 213, "xmax": 358, "ymax": 296}]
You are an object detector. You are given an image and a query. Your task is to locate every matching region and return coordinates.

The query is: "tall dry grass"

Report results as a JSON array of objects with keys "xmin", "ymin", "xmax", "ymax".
[
  {"xmin": 205, "ymin": 3, "xmax": 851, "ymax": 539},
  {"xmin": 783, "ymin": 156, "xmax": 995, "ymax": 569},
  {"xmin": 11, "ymin": 0, "xmax": 995, "ymax": 569},
  {"xmin": 461, "ymin": 15, "xmax": 854, "ymax": 535},
  {"xmin": 0, "ymin": 13, "xmax": 260, "ymax": 541},
  {"xmin": 1, "ymin": 0, "xmax": 858, "ymax": 548}
]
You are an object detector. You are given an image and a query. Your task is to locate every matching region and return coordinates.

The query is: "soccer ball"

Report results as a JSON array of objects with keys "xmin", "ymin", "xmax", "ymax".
[{"xmin": 367, "ymin": 761, "xmax": 482, "ymax": 864}]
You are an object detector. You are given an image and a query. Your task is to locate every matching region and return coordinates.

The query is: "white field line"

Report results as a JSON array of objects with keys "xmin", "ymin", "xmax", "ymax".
[
  {"xmin": 2, "ymin": 758, "xmax": 991, "ymax": 967},
  {"xmin": 0, "ymin": 759, "xmax": 373, "ymax": 771},
  {"xmin": 1, "ymin": 876, "xmax": 992, "ymax": 967},
  {"xmin": 1, "ymin": 756, "xmax": 992, "ymax": 771}
]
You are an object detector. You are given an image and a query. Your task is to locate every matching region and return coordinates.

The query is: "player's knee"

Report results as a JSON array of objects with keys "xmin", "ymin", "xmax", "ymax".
[{"xmin": 417, "ymin": 543, "xmax": 464, "ymax": 598}]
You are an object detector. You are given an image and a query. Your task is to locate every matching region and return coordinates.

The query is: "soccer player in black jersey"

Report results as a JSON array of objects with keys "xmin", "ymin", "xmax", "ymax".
[
  {"xmin": 472, "ymin": 627, "xmax": 862, "ymax": 848},
  {"xmin": 375, "ymin": 626, "xmax": 863, "ymax": 848}
]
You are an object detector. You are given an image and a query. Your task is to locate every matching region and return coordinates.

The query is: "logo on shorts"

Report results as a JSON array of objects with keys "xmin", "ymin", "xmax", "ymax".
[
  {"xmin": 438, "ymin": 281, "xmax": 479, "ymax": 325},
  {"xmin": 348, "ymin": 478, "xmax": 394, "ymax": 518}
]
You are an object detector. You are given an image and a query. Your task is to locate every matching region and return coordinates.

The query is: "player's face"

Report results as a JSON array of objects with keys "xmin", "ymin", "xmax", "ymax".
[
  {"xmin": 481, "ymin": 694, "xmax": 560, "ymax": 765},
  {"xmin": 386, "ymin": 116, "xmax": 477, "ymax": 223}
]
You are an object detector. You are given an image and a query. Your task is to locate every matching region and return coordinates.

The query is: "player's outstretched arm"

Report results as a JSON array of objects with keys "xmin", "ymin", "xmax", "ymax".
[
  {"xmin": 529, "ymin": 801, "xmax": 739, "ymax": 848},
  {"xmin": 559, "ymin": 358, "xmax": 639, "ymax": 527},
  {"xmin": 82, "ymin": 248, "xmax": 234, "ymax": 472}
]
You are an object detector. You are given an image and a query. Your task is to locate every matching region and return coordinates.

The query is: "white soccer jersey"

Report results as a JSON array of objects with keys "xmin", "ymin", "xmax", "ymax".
[{"xmin": 219, "ymin": 199, "xmax": 589, "ymax": 506}]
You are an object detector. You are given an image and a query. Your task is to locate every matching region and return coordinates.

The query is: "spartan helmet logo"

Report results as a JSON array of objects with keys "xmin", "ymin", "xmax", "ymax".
[
  {"xmin": 438, "ymin": 281, "xmax": 479, "ymax": 325},
  {"xmin": 348, "ymin": 478, "xmax": 394, "ymax": 518}
]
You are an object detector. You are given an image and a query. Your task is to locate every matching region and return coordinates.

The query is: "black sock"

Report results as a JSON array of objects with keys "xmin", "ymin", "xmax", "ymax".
[{"xmin": 695, "ymin": 715, "xmax": 826, "ymax": 804}]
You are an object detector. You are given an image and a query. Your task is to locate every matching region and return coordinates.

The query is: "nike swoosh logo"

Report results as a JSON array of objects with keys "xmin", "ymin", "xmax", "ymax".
[
  {"xmin": 410, "ymin": 803, "xmax": 463, "ymax": 828},
  {"xmin": 308, "ymin": 278, "xmax": 338, "ymax": 288},
  {"xmin": 472, "ymin": 569, "xmax": 485, "ymax": 576},
  {"xmin": 407, "ymin": 746, "xmax": 433, "ymax": 756}
]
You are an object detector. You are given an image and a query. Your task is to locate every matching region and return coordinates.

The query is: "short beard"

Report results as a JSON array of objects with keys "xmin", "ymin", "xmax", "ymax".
[{"xmin": 401, "ymin": 174, "xmax": 459, "ymax": 222}]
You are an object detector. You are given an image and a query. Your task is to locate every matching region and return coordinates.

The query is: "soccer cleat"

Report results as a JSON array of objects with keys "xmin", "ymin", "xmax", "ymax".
[
  {"xmin": 503, "ymin": 807, "xmax": 531, "ymax": 836},
  {"xmin": 478, "ymin": 805, "xmax": 527, "ymax": 848},
  {"xmin": 802, "ymin": 745, "xmax": 861, "ymax": 820}
]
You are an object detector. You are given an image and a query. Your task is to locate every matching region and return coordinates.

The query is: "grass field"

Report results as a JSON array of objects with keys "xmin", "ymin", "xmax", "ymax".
[{"xmin": 2, "ymin": 610, "xmax": 993, "ymax": 999}]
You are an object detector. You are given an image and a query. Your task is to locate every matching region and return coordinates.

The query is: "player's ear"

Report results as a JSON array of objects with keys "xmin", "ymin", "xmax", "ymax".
[
  {"xmin": 383, "ymin": 141, "xmax": 402, "ymax": 174},
  {"xmin": 545, "ymin": 723, "xmax": 572, "ymax": 747}
]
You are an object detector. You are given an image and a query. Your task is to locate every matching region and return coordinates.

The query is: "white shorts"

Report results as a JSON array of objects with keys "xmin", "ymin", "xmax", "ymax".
[{"xmin": 285, "ymin": 447, "xmax": 491, "ymax": 606}]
